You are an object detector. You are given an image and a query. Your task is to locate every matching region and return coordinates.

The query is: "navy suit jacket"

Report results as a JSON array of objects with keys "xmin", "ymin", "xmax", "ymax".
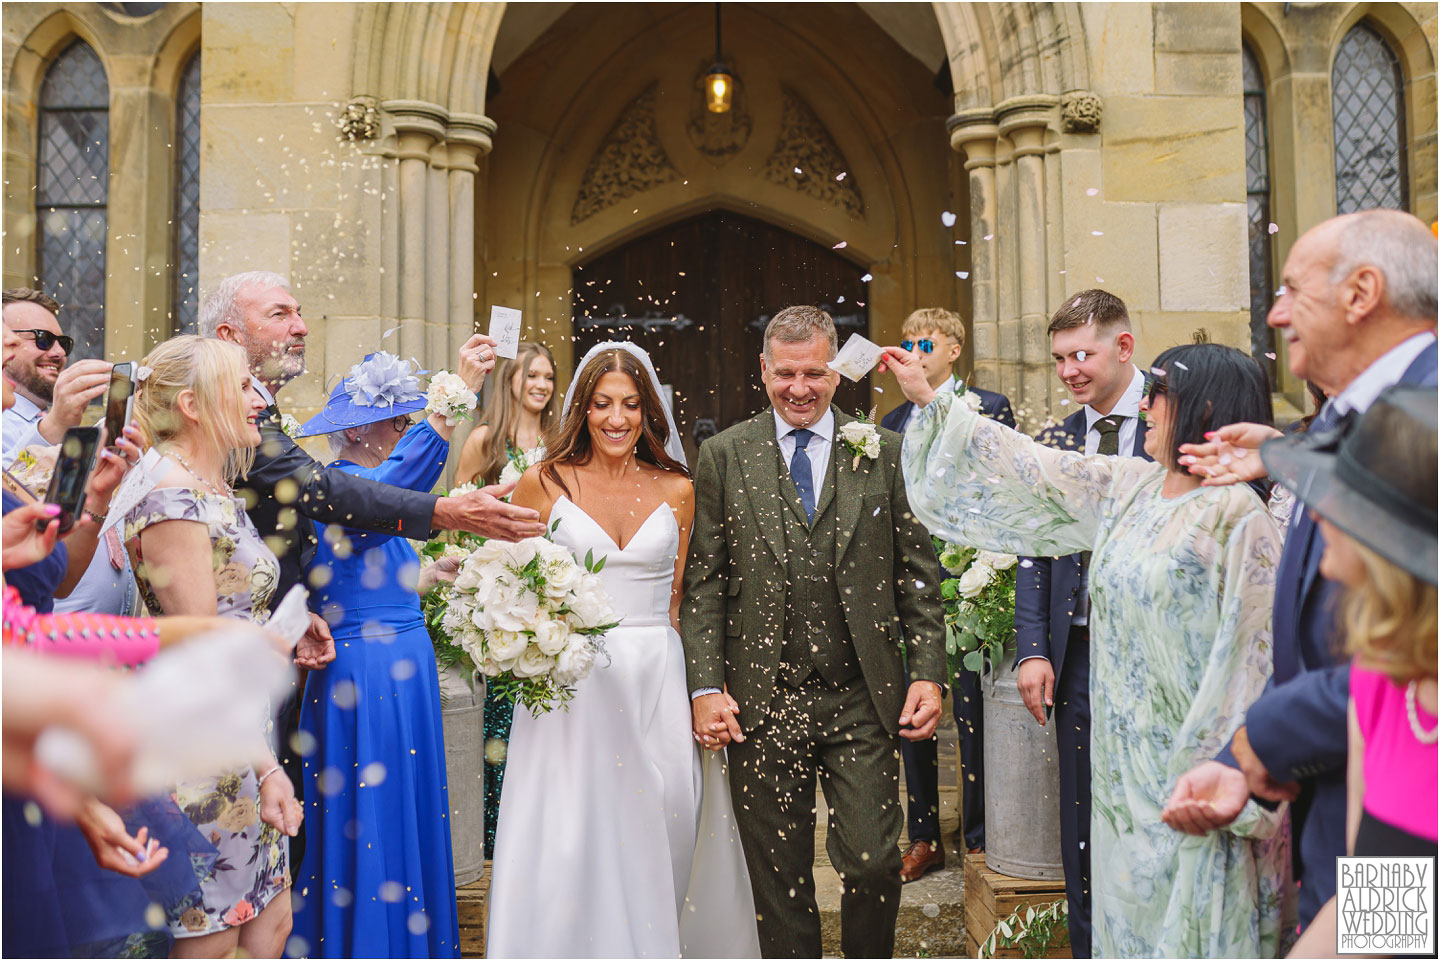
[
  {"xmin": 1235, "ymin": 339, "xmax": 1437, "ymax": 923},
  {"xmin": 1013, "ymin": 407, "xmax": 1151, "ymax": 685},
  {"xmin": 882, "ymin": 385, "xmax": 1016, "ymax": 434}
]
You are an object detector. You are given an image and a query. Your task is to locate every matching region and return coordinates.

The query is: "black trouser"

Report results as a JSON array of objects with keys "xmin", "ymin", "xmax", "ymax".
[
  {"xmin": 900, "ymin": 664, "xmax": 984, "ymax": 848},
  {"xmin": 1055, "ymin": 626, "xmax": 1092, "ymax": 958}
]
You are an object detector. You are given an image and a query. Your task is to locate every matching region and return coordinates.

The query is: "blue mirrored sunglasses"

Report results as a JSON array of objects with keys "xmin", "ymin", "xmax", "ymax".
[{"xmin": 900, "ymin": 339, "xmax": 934, "ymax": 354}]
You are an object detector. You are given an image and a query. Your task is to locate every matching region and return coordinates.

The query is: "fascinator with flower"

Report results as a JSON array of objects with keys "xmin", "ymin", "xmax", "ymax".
[{"xmin": 297, "ymin": 351, "xmax": 430, "ymax": 436}]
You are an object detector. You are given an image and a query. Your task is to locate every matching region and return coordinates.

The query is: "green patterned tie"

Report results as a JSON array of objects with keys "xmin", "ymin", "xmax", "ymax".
[{"xmin": 1095, "ymin": 414, "xmax": 1126, "ymax": 456}]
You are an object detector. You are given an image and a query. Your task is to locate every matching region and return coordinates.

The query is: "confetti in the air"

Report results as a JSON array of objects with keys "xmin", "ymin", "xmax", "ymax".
[
  {"xmin": 1268, "ymin": 222, "xmax": 1279, "ymax": 234},
  {"xmin": 941, "ymin": 211, "xmax": 958, "ymax": 228},
  {"xmin": 1086, "ymin": 187, "xmax": 1099, "ymax": 196}
]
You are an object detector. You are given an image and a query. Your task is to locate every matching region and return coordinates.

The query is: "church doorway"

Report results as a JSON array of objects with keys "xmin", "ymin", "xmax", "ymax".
[{"xmin": 572, "ymin": 210, "xmax": 870, "ymax": 462}]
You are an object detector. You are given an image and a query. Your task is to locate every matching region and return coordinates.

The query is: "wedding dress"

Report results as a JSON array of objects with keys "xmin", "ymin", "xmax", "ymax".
[{"xmin": 486, "ymin": 495, "xmax": 760, "ymax": 959}]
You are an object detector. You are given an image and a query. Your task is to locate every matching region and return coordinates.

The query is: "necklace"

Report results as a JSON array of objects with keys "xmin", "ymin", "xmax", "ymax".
[
  {"xmin": 163, "ymin": 446, "xmax": 231, "ymax": 497},
  {"xmin": 1406, "ymin": 680, "xmax": 1438, "ymax": 744}
]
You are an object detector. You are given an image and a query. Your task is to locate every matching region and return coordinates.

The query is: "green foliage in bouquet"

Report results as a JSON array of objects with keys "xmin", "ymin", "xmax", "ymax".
[
  {"xmin": 933, "ymin": 536, "xmax": 1018, "ymax": 677},
  {"xmin": 418, "ymin": 538, "xmax": 473, "ymax": 675}
]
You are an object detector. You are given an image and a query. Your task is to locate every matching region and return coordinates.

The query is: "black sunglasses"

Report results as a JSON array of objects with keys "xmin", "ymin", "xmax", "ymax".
[
  {"xmin": 900, "ymin": 339, "xmax": 935, "ymax": 354},
  {"xmin": 12, "ymin": 328, "xmax": 73, "ymax": 355},
  {"xmin": 1143, "ymin": 369, "xmax": 1169, "ymax": 402}
]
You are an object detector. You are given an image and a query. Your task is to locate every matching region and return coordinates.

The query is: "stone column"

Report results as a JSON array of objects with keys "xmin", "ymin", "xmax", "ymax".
[
  {"xmin": 385, "ymin": 100, "xmax": 447, "ymax": 365},
  {"xmin": 445, "ymin": 114, "xmax": 496, "ymax": 358},
  {"xmin": 948, "ymin": 111, "xmax": 1000, "ymax": 393},
  {"xmin": 997, "ymin": 96, "xmax": 1059, "ymax": 425}
]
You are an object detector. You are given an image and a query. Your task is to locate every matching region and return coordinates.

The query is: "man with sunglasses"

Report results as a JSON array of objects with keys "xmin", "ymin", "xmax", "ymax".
[
  {"xmin": 882, "ymin": 307, "xmax": 1013, "ymax": 883},
  {"xmin": 1, "ymin": 287, "xmax": 114, "ymax": 468}
]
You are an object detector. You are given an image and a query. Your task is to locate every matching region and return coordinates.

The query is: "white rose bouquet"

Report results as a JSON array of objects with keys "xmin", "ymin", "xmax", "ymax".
[
  {"xmin": 425, "ymin": 371, "xmax": 478, "ymax": 427},
  {"xmin": 933, "ymin": 537, "xmax": 1018, "ymax": 675},
  {"xmin": 427, "ymin": 535, "xmax": 621, "ymax": 714},
  {"xmin": 498, "ymin": 445, "xmax": 545, "ymax": 494}
]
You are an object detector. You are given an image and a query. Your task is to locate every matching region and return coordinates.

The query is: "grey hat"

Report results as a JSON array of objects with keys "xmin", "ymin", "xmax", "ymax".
[{"xmin": 1261, "ymin": 384, "xmax": 1437, "ymax": 584}]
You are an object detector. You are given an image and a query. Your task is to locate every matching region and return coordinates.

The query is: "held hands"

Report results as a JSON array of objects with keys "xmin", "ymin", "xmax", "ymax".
[
  {"xmin": 257, "ymin": 764, "xmax": 303, "ymax": 837},
  {"xmin": 898, "ymin": 680, "xmax": 943, "ymax": 741},
  {"xmin": 294, "ymin": 612, "xmax": 336, "ymax": 670},
  {"xmin": 456, "ymin": 334, "xmax": 499, "ymax": 394},
  {"xmin": 38, "ymin": 359, "xmax": 112, "ymax": 444},
  {"xmin": 1161, "ymin": 761, "xmax": 1249, "ymax": 835},
  {"xmin": 691, "ymin": 690, "xmax": 743, "ymax": 751},
  {"xmin": 434, "ymin": 481, "xmax": 546, "ymax": 542},
  {"xmin": 877, "ymin": 347, "xmax": 936, "ymax": 408},
  {"xmin": 76, "ymin": 796, "xmax": 169, "ymax": 878},
  {"xmin": 1176, "ymin": 423, "xmax": 1282, "ymax": 487},
  {"xmin": 1016, "ymin": 658, "xmax": 1055, "ymax": 726}
]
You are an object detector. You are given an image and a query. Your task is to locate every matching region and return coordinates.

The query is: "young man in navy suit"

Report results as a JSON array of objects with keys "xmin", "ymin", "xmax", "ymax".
[
  {"xmin": 1014, "ymin": 289, "xmax": 1150, "ymax": 958},
  {"xmin": 1164, "ymin": 209, "xmax": 1437, "ymax": 930},
  {"xmin": 882, "ymin": 308, "xmax": 1013, "ymax": 882}
]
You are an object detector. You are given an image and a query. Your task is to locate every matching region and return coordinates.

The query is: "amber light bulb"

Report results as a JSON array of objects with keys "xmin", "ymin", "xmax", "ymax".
[{"xmin": 705, "ymin": 68, "xmax": 732, "ymax": 113}]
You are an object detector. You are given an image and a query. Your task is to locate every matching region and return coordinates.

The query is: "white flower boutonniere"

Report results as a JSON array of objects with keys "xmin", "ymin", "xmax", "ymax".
[
  {"xmin": 837, "ymin": 417, "xmax": 882, "ymax": 470},
  {"xmin": 279, "ymin": 414, "xmax": 303, "ymax": 438},
  {"xmin": 960, "ymin": 390, "xmax": 984, "ymax": 413},
  {"xmin": 425, "ymin": 371, "xmax": 478, "ymax": 427}
]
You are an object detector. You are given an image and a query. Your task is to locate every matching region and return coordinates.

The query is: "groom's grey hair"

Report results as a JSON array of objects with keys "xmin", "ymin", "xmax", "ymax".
[
  {"xmin": 198, "ymin": 271, "xmax": 291, "ymax": 339},
  {"xmin": 762, "ymin": 305, "xmax": 838, "ymax": 363}
]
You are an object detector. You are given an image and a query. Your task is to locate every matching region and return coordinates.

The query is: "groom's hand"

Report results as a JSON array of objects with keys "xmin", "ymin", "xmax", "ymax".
[
  {"xmin": 898, "ymin": 680, "xmax": 942, "ymax": 741},
  {"xmin": 432, "ymin": 483, "xmax": 545, "ymax": 542},
  {"xmin": 691, "ymin": 691, "xmax": 742, "ymax": 751}
]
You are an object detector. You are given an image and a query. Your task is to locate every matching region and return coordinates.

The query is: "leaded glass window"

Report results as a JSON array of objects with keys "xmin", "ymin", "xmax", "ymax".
[
  {"xmin": 36, "ymin": 41, "xmax": 108, "ymax": 361},
  {"xmin": 173, "ymin": 52, "xmax": 201, "ymax": 334},
  {"xmin": 1243, "ymin": 44, "xmax": 1276, "ymax": 381},
  {"xmin": 1333, "ymin": 23, "xmax": 1407, "ymax": 214}
]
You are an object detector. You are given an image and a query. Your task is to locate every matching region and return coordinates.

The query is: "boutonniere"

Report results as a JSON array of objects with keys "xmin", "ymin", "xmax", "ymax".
[
  {"xmin": 279, "ymin": 413, "xmax": 303, "ymax": 438},
  {"xmin": 837, "ymin": 412, "xmax": 882, "ymax": 470},
  {"xmin": 960, "ymin": 389, "xmax": 984, "ymax": 413}
]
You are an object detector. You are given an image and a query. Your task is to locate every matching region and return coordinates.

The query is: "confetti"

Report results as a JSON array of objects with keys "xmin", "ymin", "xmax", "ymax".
[
  {"xmin": 833, "ymin": 241, "xmax": 847, "ymax": 249},
  {"xmin": 941, "ymin": 211, "xmax": 958, "ymax": 228},
  {"xmin": 1091, "ymin": 230, "xmax": 1104, "ymax": 236},
  {"xmin": 1086, "ymin": 187, "xmax": 1099, "ymax": 196},
  {"xmin": 860, "ymin": 273, "xmax": 873, "ymax": 283},
  {"xmin": 1268, "ymin": 222, "xmax": 1279, "ymax": 234},
  {"xmin": 956, "ymin": 271, "xmax": 969, "ymax": 279}
]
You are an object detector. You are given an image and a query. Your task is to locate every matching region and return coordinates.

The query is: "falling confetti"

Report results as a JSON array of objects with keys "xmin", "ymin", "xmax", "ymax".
[
  {"xmin": 1086, "ymin": 187, "xmax": 1099, "ymax": 196},
  {"xmin": 941, "ymin": 211, "xmax": 958, "ymax": 228},
  {"xmin": 833, "ymin": 241, "xmax": 847, "ymax": 249},
  {"xmin": 1268, "ymin": 222, "xmax": 1279, "ymax": 234},
  {"xmin": 956, "ymin": 271, "xmax": 970, "ymax": 280},
  {"xmin": 860, "ymin": 273, "xmax": 873, "ymax": 283}
]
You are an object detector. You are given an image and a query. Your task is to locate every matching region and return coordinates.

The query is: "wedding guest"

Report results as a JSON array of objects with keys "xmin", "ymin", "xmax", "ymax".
[
  {"xmin": 1168, "ymin": 385, "xmax": 1437, "ymax": 958},
  {"xmin": 124, "ymin": 335, "xmax": 301, "ymax": 959},
  {"xmin": 289, "ymin": 347, "xmax": 490, "ymax": 958},
  {"xmin": 882, "ymin": 307, "xmax": 1014, "ymax": 879},
  {"xmin": 887, "ymin": 340, "xmax": 1286, "ymax": 957},
  {"xmin": 452, "ymin": 341, "xmax": 558, "ymax": 855},
  {"xmin": 1166, "ymin": 209, "xmax": 1436, "ymax": 929}
]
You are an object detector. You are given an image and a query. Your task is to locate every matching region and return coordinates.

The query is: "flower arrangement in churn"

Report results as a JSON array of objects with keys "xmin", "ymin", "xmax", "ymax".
[
  {"xmin": 935, "ymin": 537, "xmax": 1018, "ymax": 677},
  {"xmin": 425, "ymin": 532, "xmax": 621, "ymax": 714}
]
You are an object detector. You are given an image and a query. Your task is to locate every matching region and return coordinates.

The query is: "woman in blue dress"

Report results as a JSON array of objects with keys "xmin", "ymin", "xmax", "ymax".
[{"xmin": 289, "ymin": 348, "xmax": 489, "ymax": 958}]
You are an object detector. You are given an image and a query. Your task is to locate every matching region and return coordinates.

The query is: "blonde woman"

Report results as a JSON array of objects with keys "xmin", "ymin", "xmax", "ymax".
[
  {"xmin": 123, "ymin": 335, "xmax": 301, "ymax": 958},
  {"xmin": 454, "ymin": 342, "xmax": 557, "ymax": 486}
]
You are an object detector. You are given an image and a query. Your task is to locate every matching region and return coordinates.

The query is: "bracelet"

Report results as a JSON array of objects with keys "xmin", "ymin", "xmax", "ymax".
[{"xmin": 257, "ymin": 765, "xmax": 282, "ymax": 789}]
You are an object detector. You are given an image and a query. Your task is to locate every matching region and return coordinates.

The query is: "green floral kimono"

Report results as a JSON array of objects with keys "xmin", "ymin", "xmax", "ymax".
[{"xmin": 900, "ymin": 392, "xmax": 1287, "ymax": 958}]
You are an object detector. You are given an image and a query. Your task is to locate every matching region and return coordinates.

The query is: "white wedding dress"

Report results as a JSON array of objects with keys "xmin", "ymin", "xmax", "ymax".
[{"xmin": 486, "ymin": 495, "xmax": 760, "ymax": 959}]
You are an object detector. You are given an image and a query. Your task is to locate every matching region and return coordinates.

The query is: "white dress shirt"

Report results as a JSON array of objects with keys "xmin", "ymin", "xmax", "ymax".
[
  {"xmin": 1081, "ymin": 366, "xmax": 1145, "ymax": 456},
  {"xmin": 774, "ymin": 405, "xmax": 835, "ymax": 501},
  {"xmin": 1333, "ymin": 331, "xmax": 1436, "ymax": 416},
  {"xmin": 2, "ymin": 392, "xmax": 47, "ymax": 469}
]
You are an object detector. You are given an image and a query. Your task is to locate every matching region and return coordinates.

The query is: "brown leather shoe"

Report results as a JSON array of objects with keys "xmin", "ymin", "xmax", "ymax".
[{"xmin": 899, "ymin": 839, "xmax": 945, "ymax": 883}]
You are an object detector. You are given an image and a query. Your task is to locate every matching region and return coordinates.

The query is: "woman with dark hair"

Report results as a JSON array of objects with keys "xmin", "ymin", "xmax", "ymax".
[
  {"xmin": 883, "ymin": 341, "xmax": 1287, "ymax": 957},
  {"xmin": 486, "ymin": 343, "xmax": 758, "ymax": 958}
]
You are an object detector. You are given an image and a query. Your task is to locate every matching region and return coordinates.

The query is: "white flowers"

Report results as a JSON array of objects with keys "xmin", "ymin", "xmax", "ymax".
[
  {"xmin": 498, "ymin": 445, "xmax": 545, "ymax": 490},
  {"xmin": 279, "ymin": 414, "xmax": 303, "ymax": 438},
  {"xmin": 951, "ymin": 548, "xmax": 1018, "ymax": 598},
  {"xmin": 437, "ymin": 534, "xmax": 620, "ymax": 714},
  {"xmin": 960, "ymin": 390, "xmax": 984, "ymax": 412},
  {"xmin": 957, "ymin": 564, "xmax": 993, "ymax": 598},
  {"xmin": 425, "ymin": 371, "xmax": 477, "ymax": 427},
  {"xmin": 838, "ymin": 420, "xmax": 881, "ymax": 469}
]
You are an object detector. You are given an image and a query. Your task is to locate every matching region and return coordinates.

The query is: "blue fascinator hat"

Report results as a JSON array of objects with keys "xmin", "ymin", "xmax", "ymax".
[{"xmin": 298, "ymin": 351, "xmax": 430, "ymax": 436}]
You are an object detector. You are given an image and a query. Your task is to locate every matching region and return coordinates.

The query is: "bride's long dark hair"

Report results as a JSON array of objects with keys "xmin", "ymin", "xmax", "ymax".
[{"xmin": 539, "ymin": 349, "xmax": 688, "ymax": 499}]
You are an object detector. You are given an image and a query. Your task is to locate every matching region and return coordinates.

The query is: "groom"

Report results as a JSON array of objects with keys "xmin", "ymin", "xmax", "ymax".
[{"xmin": 682, "ymin": 305, "xmax": 946, "ymax": 958}]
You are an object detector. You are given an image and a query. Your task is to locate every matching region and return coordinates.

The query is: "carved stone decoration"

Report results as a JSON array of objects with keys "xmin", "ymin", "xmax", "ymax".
[
  {"xmin": 687, "ymin": 62, "xmax": 751, "ymax": 165},
  {"xmin": 763, "ymin": 88, "xmax": 862, "ymax": 218},
  {"xmin": 1061, "ymin": 91, "xmax": 1103, "ymax": 134},
  {"xmin": 571, "ymin": 84, "xmax": 680, "ymax": 224},
  {"xmin": 337, "ymin": 95, "xmax": 381, "ymax": 140}
]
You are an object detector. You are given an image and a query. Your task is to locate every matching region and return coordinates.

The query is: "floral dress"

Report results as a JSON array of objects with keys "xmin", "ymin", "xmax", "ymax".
[
  {"xmin": 900, "ymin": 392, "xmax": 1288, "ymax": 959},
  {"xmin": 125, "ymin": 484, "xmax": 288, "ymax": 938}
]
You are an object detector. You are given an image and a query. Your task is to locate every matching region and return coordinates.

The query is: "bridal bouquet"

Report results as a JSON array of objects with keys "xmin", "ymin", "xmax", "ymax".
[
  {"xmin": 935, "ymin": 538, "xmax": 1018, "ymax": 675},
  {"xmin": 435, "ymin": 536, "xmax": 621, "ymax": 714}
]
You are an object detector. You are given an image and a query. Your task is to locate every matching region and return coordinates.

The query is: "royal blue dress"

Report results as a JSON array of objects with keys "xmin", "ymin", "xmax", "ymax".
[{"xmin": 291, "ymin": 421, "xmax": 460, "ymax": 959}]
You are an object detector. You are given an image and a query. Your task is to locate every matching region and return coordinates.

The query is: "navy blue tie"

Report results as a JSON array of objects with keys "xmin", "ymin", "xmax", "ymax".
[{"xmin": 789, "ymin": 428, "xmax": 816, "ymax": 523}]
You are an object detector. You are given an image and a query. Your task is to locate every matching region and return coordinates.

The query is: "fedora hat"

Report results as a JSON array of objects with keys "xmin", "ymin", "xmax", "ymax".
[{"xmin": 1261, "ymin": 384, "xmax": 1437, "ymax": 584}]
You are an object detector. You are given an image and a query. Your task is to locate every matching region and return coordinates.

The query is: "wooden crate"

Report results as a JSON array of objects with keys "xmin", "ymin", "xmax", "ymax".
[
  {"xmin": 457, "ymin": 864, "xmax": 491, "ymax": 958},
  {"xmin": 962, "ymin": 853, "xmax": 1071, "ymax": 958}
]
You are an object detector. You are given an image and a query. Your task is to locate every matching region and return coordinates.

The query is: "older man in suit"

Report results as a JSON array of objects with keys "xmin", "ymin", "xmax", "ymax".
[
  {"xmin": 1014, "ymin": 289, "xmax": 1150, "ymax": 959},
  {"xmin": 880, "ymin": 308, "xmax": 1013, "ymax": 880},
  {"xmin": 683, "ymin": 305, "xmax": 946, "ymax": 958},
  {"xmin": 1164, "ymin": 209, "xmax": 1438, "ymax": 929}
]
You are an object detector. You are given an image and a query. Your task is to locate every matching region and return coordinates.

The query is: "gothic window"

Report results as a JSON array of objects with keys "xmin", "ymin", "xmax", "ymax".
[
  {"xmin": 1242, "ymin": 43, "xmax": 1276, "ymax": 380},
  {"xmin": 173, "ymin": 51, "xmax": 201, "ymax": 334},
  {"xmin": 1332, "ymin": 23, "xmax": 1407, "ymax": 214},
  {"xmin": 36, "ymin": 41, "xmax": 109, "ymax": 361}
]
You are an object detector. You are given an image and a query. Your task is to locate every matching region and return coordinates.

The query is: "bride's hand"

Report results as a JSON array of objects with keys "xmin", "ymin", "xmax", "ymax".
[{"xmin": 691, "ymin": 692, "xmax": 742, "ymax": 751}]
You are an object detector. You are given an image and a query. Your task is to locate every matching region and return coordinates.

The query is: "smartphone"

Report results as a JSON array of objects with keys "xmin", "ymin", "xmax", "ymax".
[
  {"xmin": 40, "ymin": 426, "xmax": 102, "ymax": 534},
  {"xmin": 104, "ymin": 362, "xmax": 135, "ymax": 450}
]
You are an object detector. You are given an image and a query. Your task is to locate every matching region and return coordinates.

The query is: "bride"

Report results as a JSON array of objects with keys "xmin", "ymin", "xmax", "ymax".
[{"xmin": 486, "ymin": 342, "xmax": 760, "ymax": 959}]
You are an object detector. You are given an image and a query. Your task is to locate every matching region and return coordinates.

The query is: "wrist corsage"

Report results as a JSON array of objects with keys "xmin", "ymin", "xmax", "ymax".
[
  {"xmin": 279, "ymin": 413, "xmax": 303, "ymax": 438},
  {"xmin": 425, "ymin": 371, "xmax": 478, "ymax": 427}
]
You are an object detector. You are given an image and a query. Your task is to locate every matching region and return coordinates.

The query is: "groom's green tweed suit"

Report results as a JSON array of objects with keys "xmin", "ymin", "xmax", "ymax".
[{"xmin": 681, "ymin": 406, "xmax": 944, "ymax": 958}]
